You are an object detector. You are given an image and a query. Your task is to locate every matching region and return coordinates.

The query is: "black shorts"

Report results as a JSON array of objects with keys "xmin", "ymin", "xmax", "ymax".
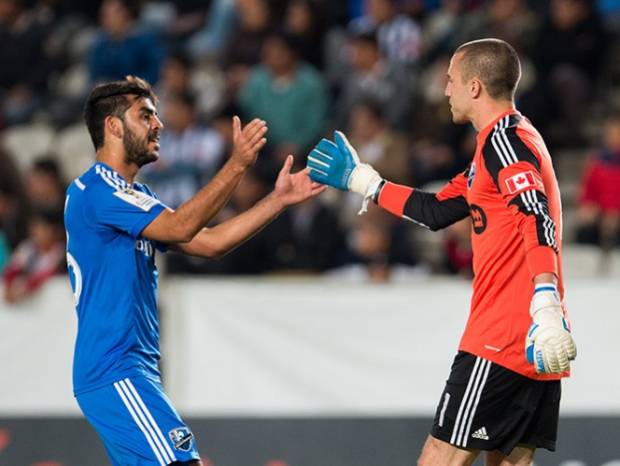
[{"xmin": 431, "ymin": 351, "xmax": 561, "ymax": 455}]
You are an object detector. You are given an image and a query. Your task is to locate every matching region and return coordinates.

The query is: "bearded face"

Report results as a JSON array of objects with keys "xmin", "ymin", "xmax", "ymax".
[{"xmin": 122, "ymin": 120, "xmax": 160, "ymax": 168}]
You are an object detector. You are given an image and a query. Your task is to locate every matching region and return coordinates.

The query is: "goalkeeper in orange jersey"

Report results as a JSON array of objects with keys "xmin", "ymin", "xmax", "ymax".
[{"xmin": 307, "ymin": 38, "xmax": 576, "ymax": 466}]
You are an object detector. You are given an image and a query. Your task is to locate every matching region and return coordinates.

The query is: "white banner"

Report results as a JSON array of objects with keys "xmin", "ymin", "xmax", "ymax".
[{"xmin": 0, "ymin": 272, "xmax": 619, "ymax": 416}]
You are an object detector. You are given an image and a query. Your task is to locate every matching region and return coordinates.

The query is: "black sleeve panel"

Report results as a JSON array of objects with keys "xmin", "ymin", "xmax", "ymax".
[
  {"xmin": 482, "ymin": 124, "xmax": 541, "ymax": 188},
  {"xmin": 508, "ymin": 189, "xmax": 558, "ymax": 252},
  {"xmin": 403, "ymin": 190, "xmax": 470, "ymax": 231}
]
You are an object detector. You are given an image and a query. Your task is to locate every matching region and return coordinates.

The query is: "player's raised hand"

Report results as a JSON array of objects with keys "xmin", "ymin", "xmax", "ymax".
[
  {"xmin": 230, "ymin": 116, "xmax": 268, "ymax": 168},
  {"xmin": 525, "ymin": 283, "xmax": 577, "ymax": 374},
  {"xmin": 306, "ymin": 131, "xmax": 382, "ymax": 196},
  {"xmin": 274, "ymin": 155, "xmax": 327, "ymax": 207}
]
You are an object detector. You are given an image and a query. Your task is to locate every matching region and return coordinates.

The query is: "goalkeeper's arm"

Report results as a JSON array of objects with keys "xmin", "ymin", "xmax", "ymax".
[{"xmin": 307, "ymin": 131, "xmax": 471, "ymax": 230}]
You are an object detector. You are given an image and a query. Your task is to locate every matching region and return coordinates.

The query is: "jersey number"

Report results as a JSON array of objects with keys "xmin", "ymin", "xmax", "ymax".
[{"xmin": 66, "ymin": 252, "xmax": 82, "ymax": 305}]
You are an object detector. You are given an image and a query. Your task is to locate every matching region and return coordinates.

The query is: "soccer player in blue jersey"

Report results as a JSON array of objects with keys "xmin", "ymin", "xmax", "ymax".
[{"xmin": 64, "ymin": 76, "xmax": 326, "ymax": 465}]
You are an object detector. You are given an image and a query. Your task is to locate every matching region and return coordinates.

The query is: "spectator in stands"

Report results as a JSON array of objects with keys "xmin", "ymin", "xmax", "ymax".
[
  {"xmin": 522, "ymin": 0, "xmax": 607, "ymax": 147},
  {"xmin": 88, "ymin": 0, "xmax": 165, "ymax": 85},
  {"xmin": 284, "ymin": 0, "xmax": 326, "ymax": 70},
  {"xmin": 26, "ymin": 157, "xmax": 66, "ymax": 212},
  {"xmin": 340, "ymin": 99, "xmax": 410, "ymax": 226},
  {"xmin": 575, "ymin": 111, "xmax": 620, "ymax": 248},
  {"xmin": 239, "ymin": 30, "xmax": 327, "ymax": 170},
  {"xmin": 0, "ymin": 0, "xmax": 53, "ymax": 126},
  {"xmin": 156, "ymin": 53, "xmax": 192, "ymax": 114},
  {"xmin": 3, "ymin": 206, "xmax": 65, "ymax": 304},
  {"xmin": 156, "ymin": 52, "xmax": 215, "ymax": 119},
  {"xmin": 419, "ymin": 0, "xmax": 463, "ymax": 64},
  {"xmin": 348, "ymin": 99, "xmax": 410, "ymax": 184},
  {"xmin": 455, "ymin": 0, "xmax": 539, "ymax": 56},
  {"xmin": 443, "ymin": 217, "xmax": 473, "ymax": 277},
  {"xmin": 334, "ymin": 29, "xmax": 412, "ymax": 131},
  {"xmin": 140, "ymin": 90, "xmax": 225, "ymax": 208},
  {"xmin": 0, "ymin": 148, "xmax": 29, "ymax": 251},
  {"xmin": 187, "ymin": 0, "xmax": 237, "ymax": 60},
  {"xmin": 221, "ymin": 0, "xmax": 273, "ymax": 95},
  {"xmin": 349, "ymin": 0, "xmax": 422, "ymax": 67},
  {"xmin": 274, "ymin": 198, "xmax": 346, "ymax": 272},
  {"xmin": 331, "ymin": 206, "xmax": 417, "ymax": 282}
]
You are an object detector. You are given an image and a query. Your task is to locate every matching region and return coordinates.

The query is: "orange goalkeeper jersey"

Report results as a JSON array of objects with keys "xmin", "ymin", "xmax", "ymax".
[{"xmin": 377, "ymin": 109, "xmax": 567, "ymax": 380}]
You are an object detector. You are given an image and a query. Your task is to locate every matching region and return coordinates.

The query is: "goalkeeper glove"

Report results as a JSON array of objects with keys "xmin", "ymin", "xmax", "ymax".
[
  {"xmin": 525, "ymin": 283, "xmax": 577, "ymax": 374},
  {"xmin": 307, "ymin": 131, "xmax": 383, "ymax": 213}
]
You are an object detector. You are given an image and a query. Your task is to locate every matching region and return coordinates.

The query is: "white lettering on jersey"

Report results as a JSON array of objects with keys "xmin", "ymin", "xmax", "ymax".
[
  {"xmin": 113, "ymin": 188, "xmax": 160, "ymax": 211},
  {"xmin": 135, "ymin": 239, "xmax": 154, "ymax": 257}
]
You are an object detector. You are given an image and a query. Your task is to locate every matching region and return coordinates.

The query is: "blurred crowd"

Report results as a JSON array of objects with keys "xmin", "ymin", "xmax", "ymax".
[{"xmin": 1, "ymin": 0, "xmax": 620, "ymax": 301}]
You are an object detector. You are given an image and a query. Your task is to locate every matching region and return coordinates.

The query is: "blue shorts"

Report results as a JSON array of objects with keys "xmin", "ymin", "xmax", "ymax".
[{"xmin": 76, "ymin": 376, "xmax": 200, "ymax": 465}]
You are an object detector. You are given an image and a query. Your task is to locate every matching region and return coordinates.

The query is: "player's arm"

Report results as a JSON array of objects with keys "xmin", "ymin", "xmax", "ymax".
[
  {"xmin": 482, "ymin": 128, "xmax": 576, "ymax": 373},
  {"xmin": 306, "ymin": 131, "xmax": 470, "ymax": 230},
  {"xmin": 142, "ymin": 117, "xmax": 268, "ymax": 243},
  {"xmin": 171, "ymin": 156, "xmax": 326, "ymax": 258}
]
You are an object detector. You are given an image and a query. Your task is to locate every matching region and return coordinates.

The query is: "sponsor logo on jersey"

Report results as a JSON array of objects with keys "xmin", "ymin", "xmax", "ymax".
[
  {"xmin": 467, "ymin": 163, "xmax": 476, "ymax": 190},
  {"xmin": 169, "ymin": 426, "xmax": 194, "ymax": 452},
  {"xmin": 505, "ymin": 171, "xmax": 536, "ymax": 194},
  {"xmin": 113, "ymin": 188, "xmax": 160, "ymax": 211},
  {"xmin": 470, "ymin": 204, "xmax": 487, "ymax": 234}
]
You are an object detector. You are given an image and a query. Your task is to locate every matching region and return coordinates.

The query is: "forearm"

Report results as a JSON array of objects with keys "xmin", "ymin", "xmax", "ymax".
[
  {"xmin": 178, "ymin": 192, "xmax": 285, "ymax": 258},
  {"xmin": 533, "ymin": 272, "xmax": 557, "ymax": 285},
  {"xmin": 142, "ymin": 116, "xmax": 268, "ymax": 243},
  {"xmin": 376, "ymin": 181, "xmax": 470, "ymax": 230},
  {"xmin": 173, "ymin": 159, "xmax": 248, "ymax": 238}
]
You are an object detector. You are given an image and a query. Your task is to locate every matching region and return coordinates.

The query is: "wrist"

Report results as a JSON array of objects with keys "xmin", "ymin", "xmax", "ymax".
[
  {"xmin": 265, "ymin": 191, "xmax": 287, "ymax": 212},
  {"xmin": 226, "ymin": 156, "xmax": 252, "ymax": 173},
  {"xmin": 530, "ymin": 284, "xmax": 562, "ymax": 320},
  {"xmin": 534, "ymin": 282, "xmax": 558, "ymax": 294},
  {"xmin": 348, "ymin": 164, "xmax": 382, "ymax": 197}
]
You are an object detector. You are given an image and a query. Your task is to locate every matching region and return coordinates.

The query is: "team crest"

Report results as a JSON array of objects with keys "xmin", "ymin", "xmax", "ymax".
[
  {"xmin": 467, "ymin": 163, "xmax": 476, "ymax": 189},
  {"xmin": 169, "ymin": 426, "xmax": 194, "ymax": 452}
]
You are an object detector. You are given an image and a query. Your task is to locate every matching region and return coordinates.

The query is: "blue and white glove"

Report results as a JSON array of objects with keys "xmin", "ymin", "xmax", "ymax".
[
  {"xmin": 525, "ymin": 283, "xmax": 577, "ymax": 374},
  {"xmin": 307, "ymin": 131, "xmax": 383, "ymax": 213}
]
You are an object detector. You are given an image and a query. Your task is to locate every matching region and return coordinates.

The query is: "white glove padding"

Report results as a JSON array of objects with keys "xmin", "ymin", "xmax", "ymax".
[
  {"xmin": 334, "ymin": 131, "xmax": 383, "ymax": 213},
  {"xmin": 525, "ymin": 283, "xmax": 577, "ymax": 374}
]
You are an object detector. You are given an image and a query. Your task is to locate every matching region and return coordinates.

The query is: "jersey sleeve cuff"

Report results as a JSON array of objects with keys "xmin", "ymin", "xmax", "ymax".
[
  {"xmin": 130, "ymin": 202, "xmax": 166, "ymax": 239},
  {"xmin": 526, "ymin": 245, "xmax": 558, "ymax": 277},
  {"xmin": 377, "ymin": 182, "xmax": 414, "ymax": 217}
]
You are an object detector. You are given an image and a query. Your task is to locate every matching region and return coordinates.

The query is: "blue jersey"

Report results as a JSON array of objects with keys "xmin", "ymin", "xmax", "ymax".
[{"xmin": 65, "ymin": 162, "xmax": 167, "ymax": 395}]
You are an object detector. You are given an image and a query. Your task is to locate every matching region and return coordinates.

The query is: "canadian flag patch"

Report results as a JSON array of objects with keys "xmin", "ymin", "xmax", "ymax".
[{"xmin": 505, "ymin": 171, "xmax": 537, "ymax": 194}]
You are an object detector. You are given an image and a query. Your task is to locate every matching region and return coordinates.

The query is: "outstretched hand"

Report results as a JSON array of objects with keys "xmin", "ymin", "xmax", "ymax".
[
  {"xmin": 231, "ymin": 116, "xmax": 268, "ymax": 167},
  {"xmin": 274, "ymin": 155, "xmax": 327, "ymax": 207}
]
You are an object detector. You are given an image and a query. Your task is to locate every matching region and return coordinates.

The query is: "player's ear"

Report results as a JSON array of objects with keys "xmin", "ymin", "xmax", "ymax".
[
  {"xmin": 105, "ymin": 115, "xmax": 124, "ymax": 140},
  {"xmin": 470, "ymin": 78, "xmax": 482, "ymax": 99}
]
